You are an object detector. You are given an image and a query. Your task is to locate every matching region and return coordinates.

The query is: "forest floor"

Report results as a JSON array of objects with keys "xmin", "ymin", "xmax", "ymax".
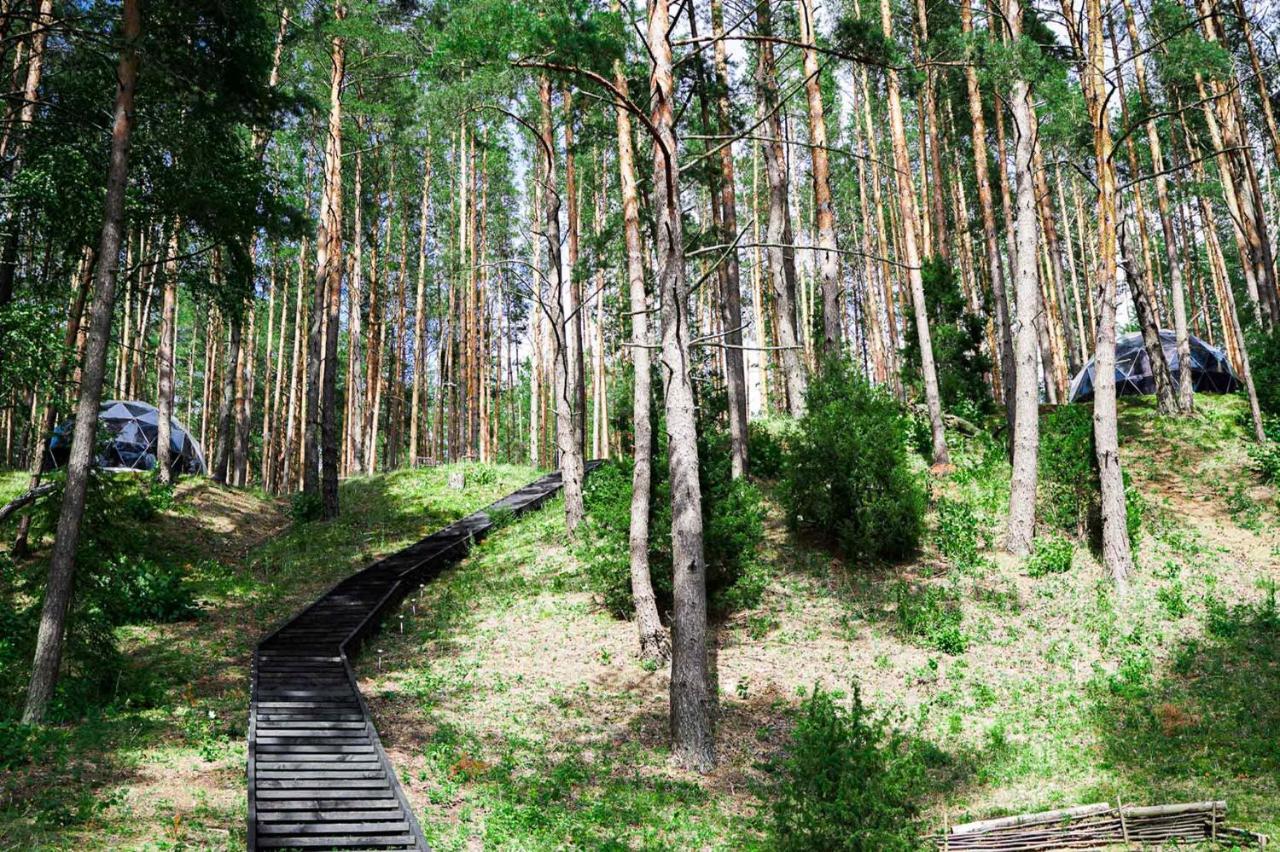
[
  {"xmin": 1, "ymin": 394, "xmax": 1277, "ymax": 849},
  {"xmin": 0, "ymin": 464, "xmax": 541, "ymax": 849}
]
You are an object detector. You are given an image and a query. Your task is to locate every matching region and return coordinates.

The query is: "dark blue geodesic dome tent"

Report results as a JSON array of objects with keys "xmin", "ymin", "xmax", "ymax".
[
  {"xmin": 1068, "ymin": 330, "xmax": 1239, "ymax": 403},
  {"xmin": 43, "ymin": 400, "xmax": 206, "ymax": 476}
]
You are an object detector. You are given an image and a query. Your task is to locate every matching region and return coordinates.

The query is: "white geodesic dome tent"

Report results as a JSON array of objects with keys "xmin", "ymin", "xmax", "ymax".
[{"xmin": 43, "ymin": 400, "xmax": 206, "ymax": 476}]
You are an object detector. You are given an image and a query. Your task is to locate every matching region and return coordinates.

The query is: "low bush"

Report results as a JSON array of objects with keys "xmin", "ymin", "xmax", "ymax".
[
  {"xmin": 935, "ymin": 497, "xmax": 983, "ymax": 572},
  {"xmin": 1247, "ymin": 419, "xmax": 1280, "ymax": 484},
  {"xmin": 747, "ymin": 418, "xmax": 790, "ymax": 481},
  {"xmin": 288, "ymin": 490, "xmax": 323, "ymax": 524},
  {"xmin": 781, "ymin": 359, "xmax": 925, "ymax": 562},
  {"xmin": 1038, "ymin": 405, "xmax": 1098, "ymax": 536},
  {"xmin": 893, "ymin": 582, "xmax": 968, "ymax": 654},
  {"xmin": 1246, "ymin": 329, "xmax": 1280, "ymax": 419},
  {"xmin": 576, "ymin": 406, "xmax": 766, "ymax": 619},
  {"xmin": 769, "ymin": 684, "xmax": 924, "ymax": 851},
  {"xmin": 1026, "ymin": 535, "xmax": 1073, "ymax": 577}
]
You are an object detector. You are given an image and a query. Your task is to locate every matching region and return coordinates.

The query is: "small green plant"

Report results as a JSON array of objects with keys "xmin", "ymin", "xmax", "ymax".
[
  {"xmin": 1026, "ymin": 536, "xmax": 1073, "ymax": 577},
  {"xmin": 769, "ymin": 684, "xmax": 924, "ymax": 851},
  {"xmin": 288, "ymin": 490, "xmax": 323, "ymax": 523},
  {"xmin": 1157, "ymin": 581, "xmax": 1190, "ymax": 619},
  {"xmin": 782, "ymin": 359, "xmax": 925, "ymax": 562},
  {"xmin": 935, "ymin": 497, "xmax": 983, "ymax": 571},
  {"xmin": 893, "ymin": 583, "xmax": 969, "ymax": 654},
  {"xmin": 747, "ymin": 418, "xmax": 791, "ymax": 481}
]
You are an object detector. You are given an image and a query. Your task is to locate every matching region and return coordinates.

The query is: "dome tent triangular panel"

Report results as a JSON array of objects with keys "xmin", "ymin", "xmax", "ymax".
[
  {"xmin": 1068, "ymin": 331, "xmax": 1240, "ymax": 403},
  {"xmin": 42, "ymin": 400, "xmax": 207, "ymax": 476}
]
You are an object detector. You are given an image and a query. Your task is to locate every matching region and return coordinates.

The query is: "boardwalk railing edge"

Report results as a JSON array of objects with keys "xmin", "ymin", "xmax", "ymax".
[{"xmin": 247, "ymin": 464, "xmax": 598, "ymax": 850}]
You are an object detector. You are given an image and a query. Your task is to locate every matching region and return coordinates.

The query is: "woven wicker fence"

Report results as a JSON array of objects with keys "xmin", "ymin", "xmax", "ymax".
[{"xmin": 932, "ymin": 800, "xmax": 1268, "ymax": 850}]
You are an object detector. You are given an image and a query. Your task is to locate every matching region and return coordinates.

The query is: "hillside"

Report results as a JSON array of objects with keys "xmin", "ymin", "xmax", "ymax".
[{"xmin": 1, "ymin": 396, "xmax": 1276, "ymax": 849}]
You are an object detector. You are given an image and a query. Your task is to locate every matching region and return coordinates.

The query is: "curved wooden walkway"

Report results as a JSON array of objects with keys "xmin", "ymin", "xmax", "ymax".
[{"xmin": 247, "ymin": 469, "xmax": 583, "ymax": 850}]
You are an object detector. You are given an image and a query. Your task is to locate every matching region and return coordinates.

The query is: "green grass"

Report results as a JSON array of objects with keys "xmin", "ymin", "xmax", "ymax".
[
  {"xmin": 2, "ymin": 393, "xmax": 1278, "ymax": 847},
  {"xmin": 0, "ymin": 462, "xmax": 538, "ymax": 850}
]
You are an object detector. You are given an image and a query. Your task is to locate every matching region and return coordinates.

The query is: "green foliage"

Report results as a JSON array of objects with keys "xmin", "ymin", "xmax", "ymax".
[
  {"xmin": 1248, "ymin": 427, "xmax": 1280, "ymax": 484},
  {"xmin": 289, "ymin": 490, "xmax": 324, "ymax": 524},
  {"xmin": 902, "ymin": 259, "xmax": 993, "ymax": 416},
  {"xmin": 769, "ymin": 685, "xmax": 923, "ymax": 851},
  {"xmin": 1247, "ymin": 330, "xmax": 1280, "ymax": 420},
  {"xmin": 782, "ymin": 359, "xmax": 925, "ymax": 562},
  {"xmin": 576, "ymin": 411, "xmax": 766, "ymax": 620},
  {"xmin": 935, "ymin": 497, "xmax": 983, "ymax": 572},
  {"xmin": 577, "ymin": 461, "xmax": 651, "ymax": 619},
  {"xmin": 1026, "ymin": 535, "xmax": 1074, "ymax": 578},
  {"xmin": 747, "ymin": 418, "xmax": 791, "ymax": 481},
  {"xmin": 893, "ymin": 583, "xmax": 969, "ymax": 654},
  {"xmin": 1038, "ymin": 406, "xmax": 1099, "ymax": 536},
  {"xmin": 0, "ymin": 475, "xmax": 197, "ymax": 721}
]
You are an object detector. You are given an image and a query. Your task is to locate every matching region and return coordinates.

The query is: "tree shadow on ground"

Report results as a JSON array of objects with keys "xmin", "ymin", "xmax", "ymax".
[{"xmin": 1090, "ymin": 586, "xmax": 1280, "ymax": 833}]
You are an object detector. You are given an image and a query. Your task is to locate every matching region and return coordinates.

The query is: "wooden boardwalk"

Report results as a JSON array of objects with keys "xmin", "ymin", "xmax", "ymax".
[{"xmin": 247, "ymin": 469, "xmax": 582, "ymax": 850}]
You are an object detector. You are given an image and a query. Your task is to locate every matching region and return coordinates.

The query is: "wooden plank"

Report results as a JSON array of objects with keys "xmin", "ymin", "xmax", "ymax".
[
  {"xmin": 258, "ymin": 835, "xmax": 416, "ymax": 848},
  {"xmin": 259, "ymin": 821, "xmax": 412, "ymax": 835}
]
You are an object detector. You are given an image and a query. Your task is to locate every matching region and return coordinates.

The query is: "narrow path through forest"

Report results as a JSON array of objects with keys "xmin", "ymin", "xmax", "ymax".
[{"xmin": 247, "ymin": 470, "xmax": 581, "ymax": 850}]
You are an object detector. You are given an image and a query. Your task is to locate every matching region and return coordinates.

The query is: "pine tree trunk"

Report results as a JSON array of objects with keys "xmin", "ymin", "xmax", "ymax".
[
  {"xmin": 648, "ymin": 0, "xmax": 713, "ymax": 772},
  {"xmin": 538, "ymin": 77, "xmax": 585, "ymax": 533},
  {"xmin": 409, "ymin": 142, "xmax": 432, "ymax": 465},
  {"xmin": 314, "ymin": 10, "xmax": 345, "ymax": 515},
  {"xmin": 1082, "ymin": 0, "xmax": 1135, "ymax": 588},
  {"xmin": 960, "ymin": 0, "xmax": 1014, "ymax": 428},
  {"xmin": 612, "ymin": 22, "xmax": 667, "ymax": 662},
  {"xmin": 881, "ymin": 0, "xmax": 949, "ymax": 468},
  {"xmin": 23, "ymin": 0, "xmax": 140, "ymax": 724},
  {"xmin": 1005, "ymin": 0, "xmax": 1040, "ymax": 555},
  {"xmin": 755, "ymin": 1, "xmax": 807, "ymax": 416},
  {"xmin": 156, "ymin": 226, "xmax": 179, "ymax": 484},
  {"xmin": 795, "ymin": 0, "xmax": 842, "ymax": 356}
]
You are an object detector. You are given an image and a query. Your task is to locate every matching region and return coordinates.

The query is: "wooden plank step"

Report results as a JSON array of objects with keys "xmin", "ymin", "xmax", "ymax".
[
  {"xmin": 256, "ymin": 798, "xmax": 400, "ymax": 811},
  {"xmin": 258, "ymin": 809, "xmax": 404, "ymax": 822},
  {"xmin": 259, "ymin": 821, "xmax": 412, "ymax": 835},
  {"xmin": 258, "ymin": 836, "xmax": 416, "ymax": 848}
]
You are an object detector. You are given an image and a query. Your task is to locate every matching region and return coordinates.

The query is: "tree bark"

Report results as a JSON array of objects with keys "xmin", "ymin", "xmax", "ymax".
[
  {"xmin": 960, "ymin": 0, "xmax": 1014, "ymax": 428},
  {"xmin": 156, "ymin": 225, "xmax": 179, "ymax": 484},
  {"xmin": 648, "ymin": 0, "xmax": 714, "ymax": 772},
  {"xmin": 795, "ymin": 0, "xmax": 842, "ymax": 356},
  {"xmin": 538, "ymin": 77, "xmax": 585, "ymax": 533},
  {"xmin": 1080, "ymin": 0, "xmax": 1134, "ymax": 588},
  {"xmin": 1005, "ymin": 0, "xmax": 1039, "ymax": 556},
  {"xmin": 316, "ymin": 9, "xmax": 345, "ymax": 517},
  {"xmin": 755, "ymin": 1, "xmax": 807, "ymax": 416},
  {"xmin": 709, "ymin": 0, "xmax": 749, "ymax": 478},
  {"xmin": 23, "ymin": 0, "xmax": 141, "ymax": 724},
  {"xmin": 612, "ymin": 18, "xmax": 667, "ymax": 663},
  {"xmin": 409, "ymin": 140, "xmax": 432, "ymax": 465},
  {"xmin": 881, "ymin": 0, "xmax": 948, "ymax": 468}
]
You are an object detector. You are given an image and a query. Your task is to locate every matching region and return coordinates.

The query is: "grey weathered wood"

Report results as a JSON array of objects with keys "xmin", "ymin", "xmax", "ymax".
[{"xmin": 248, "ymin": 469, "xmax": 590, "ymax": 850}]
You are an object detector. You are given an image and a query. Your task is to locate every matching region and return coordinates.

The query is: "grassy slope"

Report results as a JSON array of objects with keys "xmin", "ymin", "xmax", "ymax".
[
  {"xmin": 0, "ymin": 463, "xmax": 538, "ymax": 850},
  {"xmin": 2, "ymin": 395, "xmax": 1275, "ymax": 849},
  {"xmin": 359, "ymin": 394, "xmax": 1278, "ymax": 849}
]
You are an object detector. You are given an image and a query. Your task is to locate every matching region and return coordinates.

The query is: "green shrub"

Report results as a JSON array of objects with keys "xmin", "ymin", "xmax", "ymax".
[
  {"xmin": 782, "ymin": 359, "xmax": 925, "ymax": 562},
  {"xmin": 1246, "ymin": 330, "xmax": 1280, "ymax": 419},
  {"xmin": 935, "ymin": 497, "xmax": 982, "ymax": 571},
  {"xmin": 1248, "ymin": 419, "xmax": 1280, "ymax": 483},
  {"xmin": 770, "ymin": 684, "xmax": 924, "ymax": 851},
  {"xmin": 1038, "ymin": 405, "xmax": 1098, "ymax": 536},
  {"xmin": 576, "ymin": 416, "xmax": 766, "ymax": 619},
  {"xmin": 902, "ymin": 258, "xmax": 994, "ymax": 416},
  {"xmin": 288, "ymin": 490, "xmax": 323, "ymax": 523},
  {"xmin": 893, "ymin": 583, "xmax": 968, "ymax": 654},
  {"xmin": 1026, "ymin": 535, "xmax": 1073, "ymax": 577},
  {"xmin": 577, "ymin": 461, "xmax": 651, "ymax": 619},
  {"xmin": 85, "ymin": 553, "xmax": 196, "ymax": 623},
  {"xmin": 747, "ymin": 418, "xmax": 790, "ymax": 481}
]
